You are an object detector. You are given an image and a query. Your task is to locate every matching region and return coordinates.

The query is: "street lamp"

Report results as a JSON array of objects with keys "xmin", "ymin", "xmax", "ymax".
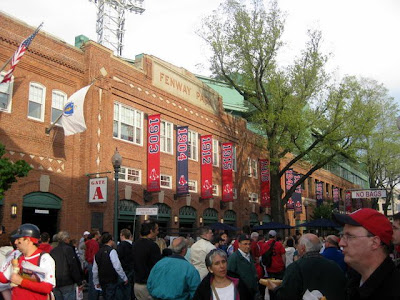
[
  {"xmin": 111, "ymin": 148, "xmax": 122, "ymax": 243},
  {"xmin": 304, "ymin": 200, "xmax": 309, "ymax": 222}
]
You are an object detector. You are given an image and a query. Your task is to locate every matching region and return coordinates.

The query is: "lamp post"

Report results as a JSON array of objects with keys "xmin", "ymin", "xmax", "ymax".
[
  {"xmin": 111, "ymin": 148, "xmax": 122, "ymax": 243},
  {"xmin": 304, "ymin": 200, "xmax": 309, "ymax": 222}
]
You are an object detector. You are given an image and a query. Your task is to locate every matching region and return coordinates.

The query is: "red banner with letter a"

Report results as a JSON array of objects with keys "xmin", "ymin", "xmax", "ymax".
[
  {"xmin": 201, "ymin": 135, "xmax": 213, "ymax": 199},
  {"xmin": 222, "ymin": 142, "xmax": 233, "ymax": 202},
  {"xmin": 147, "ymin": 114, "xmax": 161, "ymax": 192},
  {"xmin": 259, "ymin": 159, "xmax": 270, "ymax": 208}
]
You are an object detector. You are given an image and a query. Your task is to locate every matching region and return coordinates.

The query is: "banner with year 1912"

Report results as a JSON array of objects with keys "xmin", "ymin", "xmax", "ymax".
[
  {"xmin": 201, "ymin": 135, "xmax": 213, "ymax": 199},
  {"xmin": 259, "ymin": 159, "xmax": 270, "ymax": 208},
  {"xmin": 176, "ymin": 126, "xmax": 189, "ymax": 196},
  {"xmin": 147, "ymin": 114, "xmax": 161, "ymax": 192},
  {"xmin": 221, "ymin": 142, "xmax": 233, "ymax": 202}
]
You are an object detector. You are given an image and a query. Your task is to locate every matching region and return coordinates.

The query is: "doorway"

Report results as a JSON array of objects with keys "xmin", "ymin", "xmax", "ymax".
[{"xmin": 21, "ymin": 207, "xmax": 59, "ymax": 239}]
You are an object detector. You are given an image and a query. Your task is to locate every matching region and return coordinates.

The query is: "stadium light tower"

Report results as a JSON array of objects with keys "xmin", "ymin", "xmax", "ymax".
[{"xmin": 89, "ymin": 0, "xmax": 145, "ymax": 56}]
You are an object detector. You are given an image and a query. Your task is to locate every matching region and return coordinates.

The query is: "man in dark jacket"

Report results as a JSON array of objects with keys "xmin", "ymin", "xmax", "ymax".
[
  {"xmin": 117, "ymin": 228, "xmax": 134, "ymax": 299},
  {"xmin": 334, "ymin": 208, "xmax": 400, "ymax": 300},
  {"xmin": 50, "ymin": 231, "xmax": 84, "ymax": 300},
  {"xmin": 227, "ymin": 234, "xmax": 259, "ymax": 299},
  {"xmin": 93, "ymin": 233, "xmax": 128, "ymax": 300},
  {"xmin": 268, "ymin": 233, "xmax": 346, "ymax": 300}
]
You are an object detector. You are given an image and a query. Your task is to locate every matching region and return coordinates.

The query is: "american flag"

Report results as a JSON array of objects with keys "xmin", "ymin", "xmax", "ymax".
[{"xmin": 0, "ymin": 23, "xmax": 43, "ymax": 84}]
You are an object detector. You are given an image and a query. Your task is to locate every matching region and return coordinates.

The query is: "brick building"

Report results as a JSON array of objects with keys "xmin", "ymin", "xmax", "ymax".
[{"xmin": 0, "ymin": 13, "xmax": 365, "ymax": 240}]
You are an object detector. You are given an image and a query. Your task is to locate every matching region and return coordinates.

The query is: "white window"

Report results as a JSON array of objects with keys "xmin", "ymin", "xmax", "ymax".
[
  {"xmin": 212, "ymin": 139, "xmax": 219, "ymax": 167},
  {"xmin": 249, "ymin": 193, "xmax": 259, "ymax": 203},
  {"xmin": 188, "ymin": 130, "xmax": 198, "ymax": 161},
  {"xmin": 0, "ymin": 73, "xmax": 13, "ymax": 113},
  {"xmin": 28, "ymin": 82, "xmax": 46, "ymax": 121},
  {"xmin": 247, "ymin": 158, "xmax": 258, "ymax": 178},
  {"xmin": 51, "ymin": 90, "xmax": 67, "ymax": 125},
  {"xmin": 233, "ymin": 188, "xmax": 238, "ymax": 199},
  {"xmin": 161, "ymin": 174, "xmax": 172, "ymax": 189},
  {"xmin": 160, "ymin": 120, "xmax": 173, "ymax": 154},
  {"xmin": 188, "ymin": 180, "xmax": 197, "ymax": 193},
  {"xmin": 232, "ymin": 146, "xmax": 237, "ymax": 172},
  {"xmin": 252, "ymin": 159, "xmax": 258, "ymax": 178},
  {"xmin": 118, "ymin": 167, "xmax": 141, "ymax": 184},
  {"xmin": 113, "ymin": 103, "xmax": 143, "ymax": 145},
  {"xmin": 212, "ymin": 184, "xmax": 219, "ymax": 196}
]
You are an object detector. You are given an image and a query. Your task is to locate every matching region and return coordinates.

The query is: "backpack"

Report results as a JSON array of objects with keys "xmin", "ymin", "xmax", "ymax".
[{"xmin": 261, "ymin": 240, "xmax": 276, "ymax": 268}]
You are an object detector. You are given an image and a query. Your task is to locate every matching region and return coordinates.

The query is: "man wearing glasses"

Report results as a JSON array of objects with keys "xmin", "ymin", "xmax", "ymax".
[
  {"xmin": 333, "ymin": 208, "xmax": 400, "ymax": 299},
  {"xmin": 391, "ymin": 212, "xmax": 400, "ymax": 267}
]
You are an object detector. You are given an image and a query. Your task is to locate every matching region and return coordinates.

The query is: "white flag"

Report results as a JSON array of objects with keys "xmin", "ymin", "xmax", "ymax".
[{"xmin": 60, "ymin": 84, "xmax": 92, "ymax": 136}]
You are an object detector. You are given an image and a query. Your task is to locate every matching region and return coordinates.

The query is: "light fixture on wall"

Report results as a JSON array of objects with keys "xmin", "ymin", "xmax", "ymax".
[
  {"xmin": 174, "ymin": 215, "xmax": 178, "ymax": 224},
  {"xmin": 144, "ymin": 215, "xmax": 149, "ymax": 221},
  {"xmin": 220, "ymin": 218, "xmax": 224, "ymax": 223},
  {"xmin": 11, "ymin": 204, "xmax": 17, "ymax": 218},
  {"xmin": 199, "ymin": 216, "xmax": 203, "ymax": 224}
]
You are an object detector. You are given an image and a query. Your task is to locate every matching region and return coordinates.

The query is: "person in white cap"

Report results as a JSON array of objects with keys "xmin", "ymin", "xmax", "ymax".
[
  {"xmin": 78, "ymin": 230, "xmax": 90, "ymax": 271},
  {"xmin": 261, "ymin": 230, "xmax": 286, "ymax": 279}
]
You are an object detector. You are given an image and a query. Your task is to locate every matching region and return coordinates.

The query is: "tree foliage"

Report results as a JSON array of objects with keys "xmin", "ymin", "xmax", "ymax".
[
  {"xmin": 199, "ymin": 0, "xmax": 385, "ymax": 222},
  {"xmin": 0, "ymin": 143, "xmax": 31, "ymax": 200},
  {"xmin": 310, "ymin": 202, "xmax": 334, "ymax": 220}
]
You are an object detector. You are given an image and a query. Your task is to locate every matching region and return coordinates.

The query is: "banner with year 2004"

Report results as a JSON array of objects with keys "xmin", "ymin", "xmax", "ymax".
[{"xmin": 147, "ymin": 114, "xmax": 161, "ymax": 192}]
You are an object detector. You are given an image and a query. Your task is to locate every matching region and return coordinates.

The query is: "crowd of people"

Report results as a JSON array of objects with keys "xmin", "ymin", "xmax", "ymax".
[{"xmin": 0, "ymin": 208, "xmax": 400, "ymax": 299}]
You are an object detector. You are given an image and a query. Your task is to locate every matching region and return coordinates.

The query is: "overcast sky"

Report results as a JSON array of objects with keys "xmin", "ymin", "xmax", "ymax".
[{"xmin": 2, "ymin": 0, "xmax": 399, "ymax": 102}]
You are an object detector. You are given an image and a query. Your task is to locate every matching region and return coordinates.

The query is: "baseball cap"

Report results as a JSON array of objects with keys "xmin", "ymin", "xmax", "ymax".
[
  {"xmin": 333, "ymin": 208, "xmax": 392, "ymax": 246},
  {"xmin": 238, "ymin": 234, "xmax": 251, "ymax": 242},
  {"xmin": 83, "ymin": 231, "xmax": 90, "ymax": 236},
  {"xmin": 268, "ymin": 230, "xmax": 277, "ymax": 237}
]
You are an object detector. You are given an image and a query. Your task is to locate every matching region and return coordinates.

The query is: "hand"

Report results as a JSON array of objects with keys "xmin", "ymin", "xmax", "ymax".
[
  {"xmin": 10, "ymin": 273, "xmax": 23, "ymax": 286},
  {"xmin": 95, "ymin": 284, "xmax": 101, "ymax": 289},
  {"xmin": 124, "ymin": 280, "xmax": 128, "ymax": 285}
]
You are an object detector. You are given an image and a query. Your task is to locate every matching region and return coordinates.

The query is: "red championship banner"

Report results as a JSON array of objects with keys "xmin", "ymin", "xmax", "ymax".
[
  {"xmin": 345, "ymin": 191, "xmax": 352, "ymax": 213},
  {"xmin": 285, "ymin": 169, "xmax": 295, "ymax": 209},
  {"xmin": 222, "ymin": 142, "xmax": 233, "ymax": 202},
  {"xmin": 147, "ymin": 114, "xmax": 161, "ymax": 192},
  {"xmin": 259, "ymin": 159, "xmax": 270, "ymax": 208},
  {"xmin": 201, "ymin": 135, "xmax": 213, "ymax": 199},
  {"xmin": 333, "ymin": 187, "xmax": 340, "ymax": 210}
]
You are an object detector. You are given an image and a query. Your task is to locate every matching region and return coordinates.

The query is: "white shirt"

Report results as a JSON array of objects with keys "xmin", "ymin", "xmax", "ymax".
[
  {"xmin": 93, "ymin": 247, "xmax": 128, "ymax": 285},
  {"xmin": 238, "ymin": 249, "xmax": 251, "ymax": 262},
  {"xmin": 212, "ymin": 282, "xmax": 234, "ymax": 300},
  {"xmin": 190, "ymin": 238, "xmax": 216, "ymax": 280}
]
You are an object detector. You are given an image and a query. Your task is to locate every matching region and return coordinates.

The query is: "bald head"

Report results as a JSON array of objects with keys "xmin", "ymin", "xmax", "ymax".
[
  {"xmin": 299, "ymin": 233, "xmax": 322, "ymax": 257},
  {"xmin": 170, "ymin": 237, "xmax": 187, "ymax": 256},
  {"xmin": 325, "ymin": 235, "xmax": 339, "ymax": 248}
]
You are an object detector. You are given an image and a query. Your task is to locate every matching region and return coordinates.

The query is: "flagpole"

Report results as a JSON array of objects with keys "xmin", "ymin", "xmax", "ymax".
[{"xmin": 0, "ymin": 57, "xmax": 12, "ymax": 74}]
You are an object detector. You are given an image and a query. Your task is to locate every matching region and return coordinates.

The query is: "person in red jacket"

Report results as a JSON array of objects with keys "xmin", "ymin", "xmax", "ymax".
[
  {"xmin": 0, "ymin": 223, "xmax": 55, "ymax": 300},
  {"xmin": 261, "ymin": 230, "xmax": 286, "ymax": 279},
  {"xmin": 85, "ymin": 230, "xmax": 101, "ymax": 300}
]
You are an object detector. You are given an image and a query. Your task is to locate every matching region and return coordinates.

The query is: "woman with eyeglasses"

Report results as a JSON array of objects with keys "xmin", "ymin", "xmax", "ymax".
[{"xmin": 193, "ymin": 249, "xmax": 251, "ymax": 300}]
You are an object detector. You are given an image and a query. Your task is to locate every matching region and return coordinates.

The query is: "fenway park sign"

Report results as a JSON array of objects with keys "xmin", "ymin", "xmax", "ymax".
[{"xmin": 351, "ymin": 189, "xmax": 387, "ymax": 199}]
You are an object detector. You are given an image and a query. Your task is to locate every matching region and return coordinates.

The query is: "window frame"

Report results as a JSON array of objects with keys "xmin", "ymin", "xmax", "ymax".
[
  {"xmin": 188, "ymin": 180, "xmax": 197, "ymax": 193},
  {"xmin": 188, "ymin": 130, "xmax": 198, "ymax": 161},
  {"xmin": 212, "ymin": 139, "xmax": 219, "ymax": 167},
  {"xmin": 113, "ymin": 102, "xmax": 144, "ymax": 146},
  {"xmin": 118, "ymin": 166, "xmax": 142, "ymax": 184},
  {"xmin": 212, "ymin": 184, "xmax": 219, "ymax": 196},
  {"xmin": 51, "ymin": 90, "xmax": 67, "ymax": 125},
  {"xmin": 248, "ymin": 192, "xmax": 259, "ymax": 203},
  {"xmin": 160, "ymin": 120, "xmax": 174, "ymax": 154},
  {"xmin": 160, "ymin": 174, "xmax": 172, "ymax": 189},
  {"xmin": 28, "ymin": 82, "xmax": 46, "ymax": 122},
  {"xmin": 0, "ymin": 72, "xmax": 13, "ymax": 113}
]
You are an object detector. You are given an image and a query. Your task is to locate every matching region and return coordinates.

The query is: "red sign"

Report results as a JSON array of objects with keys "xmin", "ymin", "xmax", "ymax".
[
  {"xmin": 147, "ymin": 114, "xmax": 161, "ymax": 192},
  {"xmin": 201, "ymin": 135, "xmax": 213, "ymax": 199},
  {"xmin": 222, "ymin": 142, "xmax": 233, "ymax": 202},
  {"xmin": 259, "ymin": 159, "xmax": 270, "ymax": 208},
  {"xmin": 285, "ymin": 169, "xmax": 294, "ymax": 209}
]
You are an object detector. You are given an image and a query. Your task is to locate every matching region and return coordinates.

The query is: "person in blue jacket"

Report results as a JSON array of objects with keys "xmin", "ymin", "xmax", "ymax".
[{"xmin": 147, "ymin": 237, "xmax": 200, "ymax": 299}]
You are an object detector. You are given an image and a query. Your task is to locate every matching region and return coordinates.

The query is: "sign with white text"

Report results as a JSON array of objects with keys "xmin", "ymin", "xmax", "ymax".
[
  {"xmin": 351, "ymin": 189, "xmax": 386, "ymax": 199},
  {"xmin": 136, "ymin": 206, "xmax": 159, "ymax": 216},
  {"xmin": 89, "ymin": 177, "xmax": 108, "ymax": 203}
]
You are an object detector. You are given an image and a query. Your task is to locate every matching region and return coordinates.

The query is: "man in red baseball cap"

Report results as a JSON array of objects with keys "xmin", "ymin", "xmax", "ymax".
[{"xmin": 333, "ymin": 208, "xmax": 400, "ymax": 299}]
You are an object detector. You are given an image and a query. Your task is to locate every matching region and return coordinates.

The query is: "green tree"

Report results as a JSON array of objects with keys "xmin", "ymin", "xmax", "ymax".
[
  {"xmin": 0, "ymin": 143, "xmax": 31, "ymax": 200},
  {"xmin": 357, "ymin": 79, "xmax": 400, "ymax": 215},
  {"xmin": 199, "ymin": 0, "xmax": 379, "ymax": 222},
  {"xmin": 310, "ymin": 202, "xmax": 334, "ymax": 220}
]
